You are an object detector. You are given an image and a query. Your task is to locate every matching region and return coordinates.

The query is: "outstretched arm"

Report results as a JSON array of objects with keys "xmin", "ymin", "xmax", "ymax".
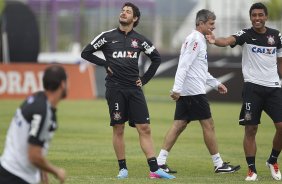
[{"xmin": 206, "ymin": 32, "xmax": 236, "ymax": 47}]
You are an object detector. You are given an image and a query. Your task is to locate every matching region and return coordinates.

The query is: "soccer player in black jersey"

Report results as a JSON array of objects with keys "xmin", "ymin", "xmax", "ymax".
[
  {"xmin": 81, "ymin": 2, "xmax": 175, "ymax": 179},
  {"xmin": 207, "ymin": 2, "xmax": 282, "ymax": 181},
  {"xmin": 0, "ymin": 65, "xmax": 67, "ymax": 184}
]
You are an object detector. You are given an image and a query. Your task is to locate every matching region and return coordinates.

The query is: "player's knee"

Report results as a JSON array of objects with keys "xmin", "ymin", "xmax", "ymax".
[
  {"xmin": 274, "ymin": 122, "xmax": 282, "ymax": 132},
  {"xmin": 173, "ymin": 121, "xmax": 187, "ymax": 132},
  {"xmin": 113, "ymin": 124, "xmax": 125, "ymax": 136},
  {"xmin": 137, "ymin": 124, "xmax": 151, "ymax": 135},
  {"xmin": 245, "ymin": 125, "xmax": 258, "ymax": 136}
]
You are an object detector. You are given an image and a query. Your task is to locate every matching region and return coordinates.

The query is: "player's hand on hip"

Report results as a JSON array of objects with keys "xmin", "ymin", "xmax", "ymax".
[
  {"xmin": 106, "ymin": 67, "xmax": 113, "ymax": 76},
  {"xmin": 136, "ymin": 78, "xmax": 143, "ymax": 87},
  {"xmin": 170, "ymin": 91, "xmax": 180, "ymax": 101},
  {"xmin": 218, "ymin": 84, "xmax": 228, "ymax": 94}
]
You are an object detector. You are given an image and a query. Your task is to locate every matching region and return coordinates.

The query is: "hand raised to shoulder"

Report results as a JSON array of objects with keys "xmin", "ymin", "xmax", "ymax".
[{"xmin": 205, "ymin": 30, "xmax": 215, "ymax": 44}]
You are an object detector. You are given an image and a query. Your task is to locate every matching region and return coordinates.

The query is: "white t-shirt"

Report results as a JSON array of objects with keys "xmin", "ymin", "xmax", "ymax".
[
  {"xmin": 1, "ymin": 92, "xmax": 57, "ymax": 184},
  {"xmin": 232, "ymin": 27, "xmax": 282, "ymax": 87},
  {"xmin": 173, "ymin": 30, "xmax": 220, "ymax": 96}
]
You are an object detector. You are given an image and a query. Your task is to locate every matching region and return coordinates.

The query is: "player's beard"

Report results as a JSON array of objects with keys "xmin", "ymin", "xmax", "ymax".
[{"xmin": 119, "ymin": 17, "xmax": 133, "ymax": 26}]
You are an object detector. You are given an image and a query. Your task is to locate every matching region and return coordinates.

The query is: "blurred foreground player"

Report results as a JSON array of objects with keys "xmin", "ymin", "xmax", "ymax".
[{"xmin": 0, "ymin": 65, "xmax": 67, "ymax": 184}]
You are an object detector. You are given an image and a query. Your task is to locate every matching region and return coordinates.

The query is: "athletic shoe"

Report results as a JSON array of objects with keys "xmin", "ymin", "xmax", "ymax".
[
  {"xmin": 117, "ymin": 168, "xmax": 128, "ymax": 179},
  {"xmin": 245, "ymin": 169, "xmax": 258, "ymax": 181},
  {"xmin": 149, "ymin": 169, "xmax": 176, "ymax": 179},
  {"xmin": 214, "ymin": 162, "xmax": 241, "ymax": 173},
  {"xmin": 266, "ymin": 161, "xmax": 281, "ymax": 180},
  {"xmin": 159, "ymin": 164, "xmax": 177, "ymax": 173}
]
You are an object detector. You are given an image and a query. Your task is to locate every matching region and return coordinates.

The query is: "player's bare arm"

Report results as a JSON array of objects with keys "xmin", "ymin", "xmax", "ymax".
[
  {"xmin": 28, "ymin": 145, "xmax": 66, "ymax": 184},
  {"xmin": 205, "ymin": 31, "xmax": 215, "ymax": 43},
  {"xmin": 40, "ymin": 171, "xmax": 48, "ymax": 184},
  {"xmin": 206, "ymin": 34, "xmax": 236, "ymax": 47}
]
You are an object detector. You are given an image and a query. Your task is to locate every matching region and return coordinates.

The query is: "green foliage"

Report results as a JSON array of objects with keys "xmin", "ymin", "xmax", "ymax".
[
  {"xmin": 266, "ymin": 0, "xmax": 282, "ymax": 20},
  {"xmin": 0, "ymin": 1, "xmax": 5, "ymax": 15},
  {"xmin": 0, "ymin": 78, "xmax": 279, "ymax": 184}
]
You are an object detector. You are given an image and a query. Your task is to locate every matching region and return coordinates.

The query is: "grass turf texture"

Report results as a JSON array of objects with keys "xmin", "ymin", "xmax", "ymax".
[{"xmin": 0, "ymin": 78, "xmax": 279, "ymax": 183}]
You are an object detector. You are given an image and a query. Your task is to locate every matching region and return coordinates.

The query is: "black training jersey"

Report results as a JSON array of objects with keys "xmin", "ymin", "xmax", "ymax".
[
  {"xmin": 232, "ymin": 27, "xmax": 282, "ymax": 87},
  {"xmin": 81, "ymin": 27, "xmax": 161, "ymax": 88},
  {"xmin": 0, "ymin": 91, "xmax": 57, "ymax": 183}
]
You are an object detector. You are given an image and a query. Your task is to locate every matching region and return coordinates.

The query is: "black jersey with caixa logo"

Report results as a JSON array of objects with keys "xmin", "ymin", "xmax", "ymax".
[
  {"xmin": 231, "ymin": 27, "xmax": 282, "ymax": 87},
  {"xmin": 81, "ymin": 27, "xmax": 161, "ymax": 88}
]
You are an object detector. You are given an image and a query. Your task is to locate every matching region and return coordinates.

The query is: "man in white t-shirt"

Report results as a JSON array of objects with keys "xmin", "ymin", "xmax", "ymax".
[
  {"xmin": 157, "ymin": 9, "xmax": 240, "ymax": 174},
  {"xmin": 0, "ymin": 65, "xmax": 67, "ymax": 184},
  {"xmin": 206, "ymin": 2, "xmax": 282, "ymax": 181}
]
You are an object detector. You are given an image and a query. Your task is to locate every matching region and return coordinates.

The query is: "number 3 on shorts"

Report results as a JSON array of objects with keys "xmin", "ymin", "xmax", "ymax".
[{"xmin": 115, "ymin": 103, "xmax": 119, "ymax": 111}]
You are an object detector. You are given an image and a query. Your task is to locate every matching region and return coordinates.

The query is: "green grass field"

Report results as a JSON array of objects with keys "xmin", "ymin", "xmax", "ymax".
[{"xmin": 0, "ymin": 78, "xmax": 279, "ymax": 183}]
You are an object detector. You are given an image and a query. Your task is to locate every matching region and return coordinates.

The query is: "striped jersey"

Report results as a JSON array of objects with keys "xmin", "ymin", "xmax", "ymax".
[
  {"xmin": 232, "ymin": 27, "xmax": 282, "ymax": 87},
  {"xmin": 172, "ymin": 30, "xmax": 220, "ymax": 96},
  {"xmin": 0, "ymin": 92, "xmax": 57, "ymax": 184}
]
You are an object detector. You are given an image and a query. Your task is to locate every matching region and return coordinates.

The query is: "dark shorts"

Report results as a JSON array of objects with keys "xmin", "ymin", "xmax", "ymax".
[
  {"xmin": 174, "ymin": 94, "xmax": 211, "ymax": 121},
  {"xmin": 0, "ymin": 164, "xmax": 29, "ymax": 184},
  {"xmin": 239, "ymin": 82, "xmax": 282, "ymax": 125},
  {"xmin": 105, "ymin": 87, "xmax": 150, "ymax": 127}
]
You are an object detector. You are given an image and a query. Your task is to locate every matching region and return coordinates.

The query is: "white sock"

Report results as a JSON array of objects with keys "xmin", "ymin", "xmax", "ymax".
[
  {"xmin": 157, "ymin": 149, "xmax": 169, "ymax": 165},
  {"xmin": 211, "ymin": 153, "xmax": 224, "ymax": 168}
]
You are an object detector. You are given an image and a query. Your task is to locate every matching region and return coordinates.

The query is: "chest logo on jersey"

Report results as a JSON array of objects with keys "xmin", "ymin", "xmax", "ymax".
[
  {"xmin": 93, "ymin": 38, "xmax": 107, "ymax": 49},
  {"xmin": 131, "ymin": 39, "xmax": 139, "ymax": 48},
  {"xmin": 251, "ymin": 46, "xmax": 276, "ymax": 55},
  {"xmin": 113, "ymin": 51, "xmax": 138, "ymax": 58},
  {"xmin": 267, "ymin": 35, "xmax": 275, "ymax": 45}
]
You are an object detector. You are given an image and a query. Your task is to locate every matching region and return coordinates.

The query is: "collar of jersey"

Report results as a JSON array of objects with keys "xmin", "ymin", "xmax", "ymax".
[{"xmin": 117, "ymin": 27, "xmax": 134, "ymax": 35}]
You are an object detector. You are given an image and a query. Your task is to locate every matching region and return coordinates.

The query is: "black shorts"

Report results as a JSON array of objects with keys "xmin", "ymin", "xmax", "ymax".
[
  {"xmin": 0, "ymin": 164, "xmax": 29, "ymax": 184},
  {"xmin": 174, "ymin": 94, "xmax": 211, "ymax": 121},
  {"xmin": 105, "ymin": 87, "xmax": 150, "ymax": 127},
  {"xmin": 239, "ymin": 82, "xmax": 282, "ymax": 125}
]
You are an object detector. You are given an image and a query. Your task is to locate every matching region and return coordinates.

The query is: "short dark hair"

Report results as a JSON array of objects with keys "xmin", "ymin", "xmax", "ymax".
[
  {"xmin": 196, "ymin": 9, "xmax": 216, "ymax": 26},
  {"xmin": 249, "ymin": 2, "xmax": 268, "ymax": 17},
  {"xmin": 122, "ymin": 2, "xmax": 141, "ymax": 27},
  {"xmin": 43, "ymin": 65, "xmax": 67, "ymax": 91}
]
